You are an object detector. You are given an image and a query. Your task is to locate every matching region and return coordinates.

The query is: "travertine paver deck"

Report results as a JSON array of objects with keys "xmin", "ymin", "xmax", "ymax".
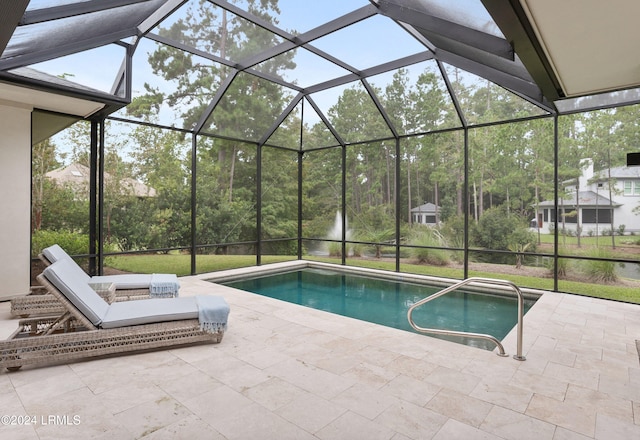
[{"xmin": 0, "ymin": 261, "xmax": 639, "ymax": 439}]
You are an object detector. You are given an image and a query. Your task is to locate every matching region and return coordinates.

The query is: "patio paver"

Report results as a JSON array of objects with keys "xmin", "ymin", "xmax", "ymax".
[{"xmin": 1, "ymin": 262, "xmax": 639, "ymax": 439}]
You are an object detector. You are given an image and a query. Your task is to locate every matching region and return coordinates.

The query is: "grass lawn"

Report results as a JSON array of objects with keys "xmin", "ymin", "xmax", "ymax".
[
  {"xmin": 536, "ymin": 233, "xmax": 640, "ymax": 248},
  {"xmin": 105, "ymin": 253, "xmax": 296, "ymax": 276},
  {"xmin": 105, "ymin": 253, "xmax": 640, "ymax": 304}
]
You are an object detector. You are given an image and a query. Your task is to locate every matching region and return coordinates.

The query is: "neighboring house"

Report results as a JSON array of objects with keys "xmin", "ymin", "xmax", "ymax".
[
  {"xmin": 46, "ymin": 163, "xmax": 156, "ymax": 199},
  {"xmin": 411, "ymin": 202, "xmax": 440, "ymax": 225},
  {"xmin": 536, "ymin": 159, "xmax": 640, "ymax": 235}
]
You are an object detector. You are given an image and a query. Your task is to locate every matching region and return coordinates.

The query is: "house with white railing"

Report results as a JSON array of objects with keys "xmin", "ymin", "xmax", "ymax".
[{"xmin": 535, "ymin": 159, "xmax": 640, "ymax": 235}]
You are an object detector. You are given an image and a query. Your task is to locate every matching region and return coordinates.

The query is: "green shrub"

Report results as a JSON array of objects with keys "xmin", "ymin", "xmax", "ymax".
[
  {"xmin": 545, "ymin": 251, "xmax": 570, "ymax": 278},
  {"xmin": 473, "ymin": 207, "xmax": 518, "ymax": 250},
  {"xmin": 409, "ymin": 228, "xmax": 450, "ymax": 266},
  {"xmin": 581, "ymin": 248, "xmax": 618, "ymax": 283},
  {"xmin": 327, "ymin": 241, "xmax": 342, "ymax": 257},
  {"xmin": 32, "ymin": 229, "xmax": 119, "ymax": 259},
  {"xmin": 557, "ymin": 257, "xmax": 570, "ymax": 278},
  {"xmin": 440, "ymin": 214, "xmax": 465, "ymax": 250},
  {"xmin": 358, "ymin": 228, "xmax": 395, "ymax": 258},
  {"xmin": 328, "ymin": 242, "xmax": 356, "ymax": 257},
  {"xmin": 31, "ymin": 229, "xmax": 90, "ymax": 257},
  {"xmin": 472, "ymin": 207, "xmax": 536, "ymax": 265},
  {"xmin": 506, "ymin": 228, "xmax": 537, "ymax": 268}
]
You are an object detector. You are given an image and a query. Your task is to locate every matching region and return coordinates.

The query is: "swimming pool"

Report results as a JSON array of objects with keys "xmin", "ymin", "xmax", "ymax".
[{"xmin": 222, "ymin": 268, "xmax": 537, "ymax": 351}]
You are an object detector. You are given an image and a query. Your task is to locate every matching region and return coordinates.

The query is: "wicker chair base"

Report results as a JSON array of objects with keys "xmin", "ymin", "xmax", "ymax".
[
  {"xmin": 11, "ymin": 288, "xmax": 151, "ymax": 318},
  {"xmin": 10, "ymin": 295, "xmax": 66, "ymax": 317},
  {"xmin": 0, "ymin": 318, "xmax": 223, "ymax": 370}
]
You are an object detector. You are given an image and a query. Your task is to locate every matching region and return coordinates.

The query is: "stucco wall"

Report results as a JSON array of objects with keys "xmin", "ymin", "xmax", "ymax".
[{"xmin": 0, "ymin": 100, "xmax": 32, "ymax": 299}]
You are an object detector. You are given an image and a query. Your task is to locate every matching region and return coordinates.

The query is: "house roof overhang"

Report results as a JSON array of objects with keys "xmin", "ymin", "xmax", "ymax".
[
  {"xmin": 482, "ymin": 0, "xmax": 640, "ymax": 110},
  {"xmin": 538, "ymin": 191, "xmax": 622, "ymax": 208}
]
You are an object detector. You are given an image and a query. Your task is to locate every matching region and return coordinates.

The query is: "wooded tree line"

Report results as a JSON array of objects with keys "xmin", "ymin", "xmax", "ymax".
[{"xmin": 31, "ymin": 0, "xmax": 640, "ymax": 257}]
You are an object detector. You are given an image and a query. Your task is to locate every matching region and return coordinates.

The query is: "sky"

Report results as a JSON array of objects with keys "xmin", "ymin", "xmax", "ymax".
[
  {"xmin": 26, "ymin": 0, "xmax": 498, "ymax": 96},
  {"xmin": 31, "ymin": 1, "xmax": 490, "ymax": 112},
  {"xmin": 122, "ymin": 0, "xmax": 431, "ymax": 127},
  {"xmin": 31, "ymin": 0, "xmax": 374, "ymax": 95},
  {"xmin": 35, "ymin": 0, "xmax": 496, "ymax": 160}
]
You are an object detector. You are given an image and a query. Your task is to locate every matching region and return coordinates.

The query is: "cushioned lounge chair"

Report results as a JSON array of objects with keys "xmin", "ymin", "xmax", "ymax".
[
  {"xmin": 11, "ymin": 244, "xmax": 180, "ymax": 317},
  {"xmin": 41, "ymin": 244, "xmax": 180, "ymax": 297},
  {"xmin": 0, "ymin": 259, "xmax": 229, "ymax": 371}
]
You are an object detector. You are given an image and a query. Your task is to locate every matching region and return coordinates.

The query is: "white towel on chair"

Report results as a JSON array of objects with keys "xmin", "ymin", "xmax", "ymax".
[
  {"xmin": 149, "ymin": 274, "xmax": 180, "ymax": 298},
  {"xmin": 196, "ymin": 296, "xmax": 230, "ymax": 333}
]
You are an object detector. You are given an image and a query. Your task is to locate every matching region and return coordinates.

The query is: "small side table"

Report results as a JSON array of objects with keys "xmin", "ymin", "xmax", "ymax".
[{"xmin": 88, "ymin": 282, "xmax": 116, "ymax": 304}]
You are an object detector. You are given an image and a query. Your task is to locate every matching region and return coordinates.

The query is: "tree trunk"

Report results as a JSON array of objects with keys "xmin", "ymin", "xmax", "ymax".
[
  {"xmin": 434, "ymin": 181, "xmax": 440, "ymax": 223},
  {"xmin": 575, "ymin": 183, "xmax": 581, "ymax": 247},
  {"xmin": 534, "ymin": 183, "xmax": 541, "ymax": 244},
  {"xmin": 560, "ymin": 197, "xmax": 566, "ymax": 245},
  {"xmin": 32, "ymin": 176, "xmax": 44, "ymax": 232},
  {"xmin": 106, "ymin": 206, "xmax": 112, "ymax": 244},
  {"xmin": 414, "ymin": 147, "xmax": 420, "ymax": 209},
  {"xmin": 228, "ymin": 145, "xmax": 236, "ymax": 203},
  {"xmin": 385, "ymin": 146, "xmax": 391, "ymax": 205},
  {"xmin": 607, "ymin": 154, "xmax": 615, "ymax": 248},
  {"xmin": 407, "ymin": 156, "xmax": 412, "ymax": 225},
  {"xmin": 478, "ymin": 170, "xmax": 484, "ymax": 218},
  {"xmin": 457, "ymin": 173, "xmax": 463, "ymax": 216},
  {"xmin": 220, "ymin": 10, "xmax": 228, "ymax": 59},
  {"xmin": 473, "ymin": 181, "xmax": 478, "ymax": 222}
]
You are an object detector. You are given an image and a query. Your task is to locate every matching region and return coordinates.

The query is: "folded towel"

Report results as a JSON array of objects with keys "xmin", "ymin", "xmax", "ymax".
[
  {"xmin": 196, "ymin": 296, "xmax": 230, "ymax": 334},
  {"xmin": 149, "ymin": 273, "xmax": 180, "ymax": 298}
]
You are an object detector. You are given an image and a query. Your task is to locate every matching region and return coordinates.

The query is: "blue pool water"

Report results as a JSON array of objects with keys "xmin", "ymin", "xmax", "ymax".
[{"xmin": 223, "ymin": 268, "xmax": 536, "ymax": 350}]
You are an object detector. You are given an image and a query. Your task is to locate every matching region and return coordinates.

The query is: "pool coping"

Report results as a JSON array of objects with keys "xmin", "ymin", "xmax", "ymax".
[
  {"xmin": 199, "ymin": 260, "xmax": 544, "ymax": 301},
  {"xmin": 195, "ymin": 259, "xmax": 550, "ymax": 356}
]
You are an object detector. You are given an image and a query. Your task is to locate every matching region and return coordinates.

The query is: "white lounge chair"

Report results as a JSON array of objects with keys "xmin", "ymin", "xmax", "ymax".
[
  {"xmin": 0, "ymin": 258, "xmax": 229, "ymax": 371},
  {"xmin": 11, "ymin": 244, "xmax": 180, "ymax": 317},
  {"xmin": 41, "ymin": 244, "xmax": 180, "ymax": 298}
]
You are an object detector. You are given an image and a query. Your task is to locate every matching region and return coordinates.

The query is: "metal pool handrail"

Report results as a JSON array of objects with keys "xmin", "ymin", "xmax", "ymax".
[{"xmin": 407, "ymin": 277, "xmax": 526, "ymax": 361}]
